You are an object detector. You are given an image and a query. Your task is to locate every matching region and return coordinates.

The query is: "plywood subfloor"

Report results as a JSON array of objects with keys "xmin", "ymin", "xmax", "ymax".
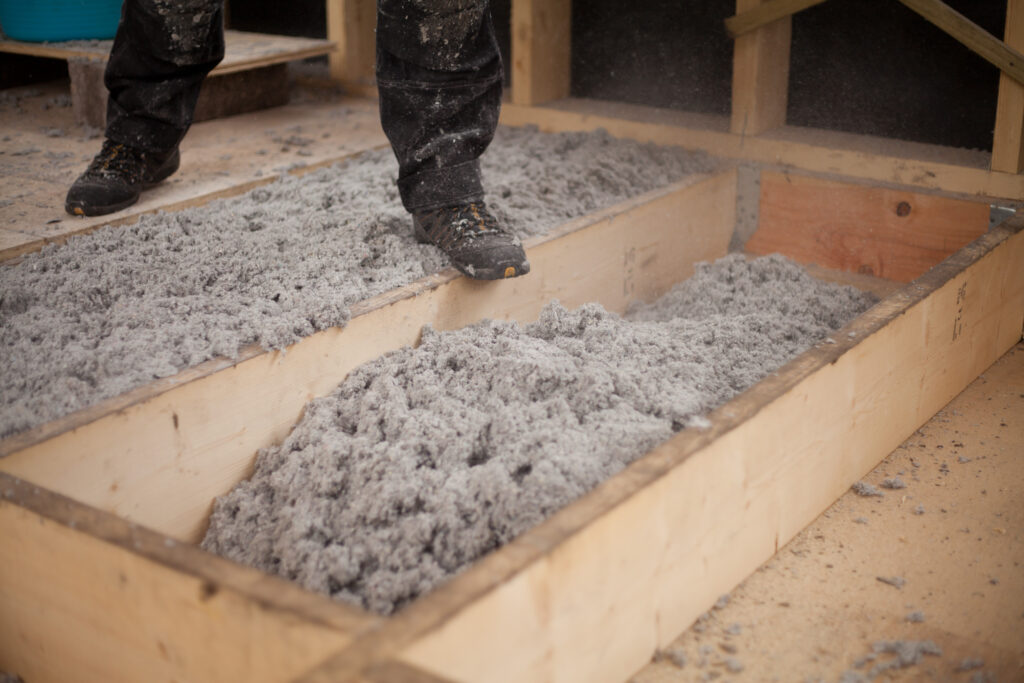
[
  {"xmin": 0, "ymin": 80, "xmax": 387, "ymax": 259},
  {"xmin": 632, "ymin": 343, "xmax": 1024, "ymax": 682},
  {"xmin": 0, "ymin": 30, "xmax": 334, "ymax": 77}
]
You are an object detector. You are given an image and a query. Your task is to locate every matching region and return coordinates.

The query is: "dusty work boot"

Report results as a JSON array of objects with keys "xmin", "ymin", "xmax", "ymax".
[
  {"xmin": 413, "ymin": 201, "xmax": 530, "ymax": 280},
  {"xmin": 65, "ymin": 139, "xmax": 180, "ymax": 216}
]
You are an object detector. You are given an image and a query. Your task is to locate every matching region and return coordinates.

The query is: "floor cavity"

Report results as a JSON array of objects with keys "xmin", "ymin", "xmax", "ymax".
[{"xmin": 202, "ymin": 254, "xmax": 877, "ymax": 614}]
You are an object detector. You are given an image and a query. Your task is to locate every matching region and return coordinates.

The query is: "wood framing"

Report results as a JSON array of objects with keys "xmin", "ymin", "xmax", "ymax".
[
  {"xmin": 745, "ymin": 171, "xmax": 991, "ymax": 281},
  {"xmin": 0, "ymin": 31, "xmax": 335, "ymax": 77},
  {"xmin": 993, "ymin": 0, "xmax": 1024, "ymax": 173},
  {"xmin": 510, "ymin": 0, "xmax": 573, "ymax": 106},
  {"xmin": 0, "ymin": 170, "xmax": 737, "ymax": 544},
  {"xmin": 69, "ymin": 60, "xmax": 291, "ymax": 129},
  {"xmin": 725, "ymin": 0, "xmax": 827, "ymax": 37},
  {"xmin": 731, "ymin": 0, "xmax": 792, "ymax": 136},
  {"xmin": 2, "ymin": 153, "xmax": 1019, "ymax": 683},
  {"xmin": 298, "ymin": 219, "xmax": 1024, "ymax": 683},
  {"xmin": 500, "ymin": 99, "xmax": 1024, "ymax": 200},
  {"xmin": 326, "ymin": 0, "xmax": 377, "ymax": 89},
  {"xmin": 0, "ymin": 476, "xmax": 376, "ymax": 683},
  {"xmin": 898, "ymin": 0, "xmax": 1024, "ymax": 87}
]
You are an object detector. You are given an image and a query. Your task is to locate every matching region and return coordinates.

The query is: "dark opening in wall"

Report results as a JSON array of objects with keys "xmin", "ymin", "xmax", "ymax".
[
  {"xmin": 571, "ymin": 0, "xmax": 734, "ymax": 116},
  {"xmin": 787, "ymin": 0, "xmax": 1002, "ymax": 151},
  {"xmin": 224, "ymin": 0, "xmax": 1004, "ymax": 151}
]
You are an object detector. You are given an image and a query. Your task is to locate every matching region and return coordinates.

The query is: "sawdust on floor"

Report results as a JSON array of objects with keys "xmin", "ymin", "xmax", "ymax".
[{"xmin": 632, "ymin": 343, "xmax": 1024, "ymax": 683}]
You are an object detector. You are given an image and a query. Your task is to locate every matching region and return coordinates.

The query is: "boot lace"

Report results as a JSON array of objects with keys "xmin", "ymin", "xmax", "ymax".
[{"xmin": 85, "ymin": 140, "xmax": 146, "ymax": 183}]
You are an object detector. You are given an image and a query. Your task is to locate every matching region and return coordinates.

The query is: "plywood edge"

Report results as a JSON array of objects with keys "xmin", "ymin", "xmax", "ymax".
[
  {"xmin": 500, "ymin": 99, "xmax": 1024, "ymax": 201},
  {"xmin": 747, "ymin": 169, "xmax": 993, "ymax": 282},
  {"xmin": 296, "ymin": 220, "xmax": 1024, "ymax": 683},
  {"xmin": 0, "ymin": 169, "xmax": 738, "ymax": 544}
]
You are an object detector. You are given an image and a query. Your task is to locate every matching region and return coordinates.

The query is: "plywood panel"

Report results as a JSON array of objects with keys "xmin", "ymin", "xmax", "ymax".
[
  {"xmin": 0, "ymin": 30, "xmax": 334, "ymax": 76},
  {"xmin": 745, "ymin": 171, "xmax": 991, "ymax": 281}
]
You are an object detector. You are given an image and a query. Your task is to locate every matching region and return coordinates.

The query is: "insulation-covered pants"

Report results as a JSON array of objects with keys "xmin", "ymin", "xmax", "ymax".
[{"xmin": 104, "ymin": 0, "xmax": 501, "ymax": 211}]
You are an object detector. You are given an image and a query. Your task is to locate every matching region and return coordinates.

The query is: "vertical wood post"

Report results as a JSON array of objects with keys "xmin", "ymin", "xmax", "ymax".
[
  {"xmin": 731, "ymin": 0, "xmax": 792, "ymax": 136},
  {"xmin": 993, "ymin": 0, "xmax": 1024, "ymax": 173},
  {"xmin": 511, "ymin": 0, "xmax": 572, "ymax": 106},
  {"xmin": 327, "ymin": 0, "xmax": 377, "ymax": 86}
]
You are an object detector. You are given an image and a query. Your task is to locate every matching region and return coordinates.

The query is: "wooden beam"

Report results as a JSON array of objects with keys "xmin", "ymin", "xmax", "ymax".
[
  {"xmin": 731, "ymin": 0, "xmax": 792, "ymax": 136},
  {"xmin": 0, "ymin": 474, "xmax": 375, "ymax": 683},
  {"xmin": 993, "ymin": 0, "xmax": 1024, "ymax": 173},
  {"xmin": 511, "ymin": 0, "xmax": 572, "ymax": 106},
  {"xmin": 0, "ymin": 171, "xmax": 737, "ymax": 544},
  {"xmin": 725, "ymin": 0, "xmax": 827, "ymax": 37},
  {"xmin": 0, "ymin": 31, "xmax": 335, "ymax": 77},
  {"xmin": 500, "ymin": 98, "xmax": 1024, "ymax": 200},
  {"xmin": 898, "ymin": 0, "xmax": 1024, "ymax": 87},
  {"xmin": 326, "ymin": 0, "xmax": 377, "ymax": 86},
  {"xmin": 746, "ymin": 171, "xmax": 992, "ymax": 281},
  {"xmin": 299, "ymin": 222, "xmax": 1024, "ymax": 683}
]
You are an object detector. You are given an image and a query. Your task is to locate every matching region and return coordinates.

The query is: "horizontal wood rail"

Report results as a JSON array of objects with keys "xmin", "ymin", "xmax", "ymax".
[{"xmin": 725, "ymin": 0, "xmax": 827, "ymax": 37}]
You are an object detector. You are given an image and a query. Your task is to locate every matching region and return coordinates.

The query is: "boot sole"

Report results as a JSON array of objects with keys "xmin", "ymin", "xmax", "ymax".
[{"xmin": 454, "ymin": 259, "xmax": 531, "ymax": 280}]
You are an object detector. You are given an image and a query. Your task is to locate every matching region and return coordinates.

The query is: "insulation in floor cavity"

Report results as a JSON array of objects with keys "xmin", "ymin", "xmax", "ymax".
[
  {"xmin": 0, "ymin": 126, "xmax": 715, "ymax": 439},
  {"xmin": 202, "ymin": 254, "xmax": 878, "ymax": 615}
]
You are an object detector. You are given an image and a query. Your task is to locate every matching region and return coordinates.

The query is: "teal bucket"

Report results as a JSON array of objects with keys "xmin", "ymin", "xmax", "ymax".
[{"xmin": 0, "ymin": 0, "xmax": 122, "ymax": 42}]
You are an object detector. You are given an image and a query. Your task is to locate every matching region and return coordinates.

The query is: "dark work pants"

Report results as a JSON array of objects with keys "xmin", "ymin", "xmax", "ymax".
[{"xmin": 104, "ymin": 0, "xmax": 502, "ymax": 212}]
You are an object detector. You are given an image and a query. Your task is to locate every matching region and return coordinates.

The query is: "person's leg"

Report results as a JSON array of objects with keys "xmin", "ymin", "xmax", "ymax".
[
  {"xmin": 66, "ymin": 0, "xmax": 224, "ymax": 216},
  {"xmin": 376, "ymin": 0, "xmax": 502, "ymax": 212},
  {"xmin": 376, "ymin": 0, "xmax": 528, "ymax": 279},
  {"xmin": 104, "ymin": 0, "xmax": 225, "ymax": 153}
]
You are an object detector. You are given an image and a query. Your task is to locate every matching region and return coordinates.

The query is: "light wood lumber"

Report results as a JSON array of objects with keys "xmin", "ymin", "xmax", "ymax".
[
  {"xmin": 898, "ymin": 0, "xmax": 1024, "ymax": 87},
  {"xmin": 326, "ymin": 0, "xmax": 377, "ymax": 86},
  {"xmin": 0, "ymin": 474, "xmax": 377, "ymax": 683},
  {"xmin": 993, "ymin": 0, "xmax": 1024, "ymax": 173},
  {"xmin": 500, "ymin": 98, "xmax": 1024, "ymax": 199},
  {"xmin": 725, "ymin": 0, "xmax": 828, "ymax": 37},
  {"xmin": 511, "ymin": 0, "xmax": 573, "ymax": 105},
  {"xmin": 297, "ymin": 221, "xmax": 1024, "ymax": 683},
  {"xmin": 0, "ymin": 171, "xmax": 738, "ymax": 543},
  {"xmin": 731, "ymin": 0, "xmax": 792, "ymax": 136},
  {"xmin": 0, "ymin": 30, "xmax": 335, "ymax": 77},
  {"xmin": 746, "ymin": 171, "xmax": 991, "ymax": 281}
]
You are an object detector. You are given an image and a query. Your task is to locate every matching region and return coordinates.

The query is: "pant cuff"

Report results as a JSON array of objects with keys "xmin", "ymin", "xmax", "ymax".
[{"xmin": 398, "ymin": 159, "xmax": 485, "ymax": 212}]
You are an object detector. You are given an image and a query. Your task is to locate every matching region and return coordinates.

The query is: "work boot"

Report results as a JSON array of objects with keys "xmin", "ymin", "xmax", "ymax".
[
  {"xmin": 65, "ymin": 139, "xmax": 180, "ymax": 216},
  {"xmin": 413, "ymin": 201, "xmax": 530, "ymax": 280}
]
